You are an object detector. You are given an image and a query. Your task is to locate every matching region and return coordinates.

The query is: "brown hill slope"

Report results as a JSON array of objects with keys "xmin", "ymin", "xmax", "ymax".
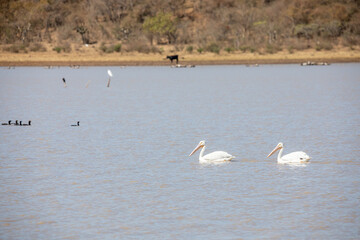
[{"xmin": 0, "ymin": 0, "xmax": 359, "ymax": 63}]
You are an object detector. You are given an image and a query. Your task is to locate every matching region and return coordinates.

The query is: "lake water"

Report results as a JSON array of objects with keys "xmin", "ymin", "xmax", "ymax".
[{"xmin": 0, "ymin": 64, "xmax": 359, "ymax": 239}]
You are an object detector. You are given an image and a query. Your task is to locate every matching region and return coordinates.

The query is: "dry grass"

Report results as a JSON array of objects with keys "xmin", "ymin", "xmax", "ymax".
[{"xmin": 0, "ymin": 43, "xmax": 359, "ymax": 66}]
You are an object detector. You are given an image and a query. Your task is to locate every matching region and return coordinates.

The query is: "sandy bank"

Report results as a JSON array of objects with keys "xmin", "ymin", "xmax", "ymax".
[{"xmin": 0, "ymin": 48, "xmax": 359, "ymax": 66}]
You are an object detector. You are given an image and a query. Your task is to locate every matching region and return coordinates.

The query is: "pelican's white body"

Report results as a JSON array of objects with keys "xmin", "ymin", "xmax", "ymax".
[
  {"xmin": 267, "ymin": 142, "xmax": 311, "ymax": 164},
  {"xmin": 189, "ymin": 141, "xmax": 235, "ymax": 164},
  {"xmin": 276, "ymin": 149, "xmax": 310, "ymax": 164}
]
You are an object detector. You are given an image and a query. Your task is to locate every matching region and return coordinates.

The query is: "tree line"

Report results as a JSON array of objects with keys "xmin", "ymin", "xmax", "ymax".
[{"xmin": 1, "ymin": 0, "xmax": 359, "ymax": 54}]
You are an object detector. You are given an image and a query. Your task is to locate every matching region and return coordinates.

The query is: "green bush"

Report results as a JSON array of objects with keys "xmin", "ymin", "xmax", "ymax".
[
  {"xmin": 206, "ymin": 43, "xmax": 220, "ymax": 54},
  {"xmin": 100, "ymin": 44, "xmax": 113, "ymax": 53},
  {"xmin": 53, "ymin": 46, "xmax": 62, "ymax": 53},
  {"xmin": 100, "ymin": 43, "xmax": 122, "ymax": 53},
  {"xmin": 186, "ymin": 45, "xmax": 193, "ymax": 53},
  {"xmin": 143, "ymin": 12, "xmax": 177, "ymax": 44},
  {"xmin": 114, "ymin": 43, "xmax": 122, "ymax": 52},
  {"xmin": 239, "ymin": 46, "xmax": 249, "ymax": 52},
  {"xmin": 224, "ymin": 47, "xmax": 234, "ymax": 53},
  {"xmin": 53, "ymin": 44, "xmax": 71, "ymax": 53},
  {"xmin": 197, "ymin": 47, "xmax": 204, "ymax": 54}
]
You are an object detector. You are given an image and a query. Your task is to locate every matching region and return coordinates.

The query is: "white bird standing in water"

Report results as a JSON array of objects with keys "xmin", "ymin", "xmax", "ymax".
[
  {"xmin": 189, "ymin": 140, "xmax": 235, "ymax": 163},
  {"xmin": 107, "ymin": 69, "xmax": 113, "ymax": 87},
  {"xmin": 267, "ymin": 142, "xmax": 311, "ymax": 164}
]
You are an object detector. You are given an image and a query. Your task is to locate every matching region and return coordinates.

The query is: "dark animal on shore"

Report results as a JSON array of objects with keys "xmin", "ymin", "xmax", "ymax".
[
  {"xmin": 166, "ymin": 55, "xmax": 179, "ymax": 64},
  {"xmin": 1, "ymin": 120, "xmax": 11, "ymax": 125},
  {"xmin": 71, "ymin": 121, "xmax": 80, "ymax": 126}
]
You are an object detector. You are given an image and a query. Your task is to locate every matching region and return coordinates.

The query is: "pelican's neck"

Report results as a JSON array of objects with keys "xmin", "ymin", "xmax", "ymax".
[
  {"xmin": 277, "ymin": 148, "xmax": 283, "ymax": 162},
  {"xmin": 199, "ymin": 146, "xmax": 206, "ymax": 160}
]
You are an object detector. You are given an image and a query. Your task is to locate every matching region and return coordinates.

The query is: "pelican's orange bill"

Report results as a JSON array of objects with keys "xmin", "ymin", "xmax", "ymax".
[{"xmin": 189, "ymin": 143, "xmax": 204, "ymax": 156}]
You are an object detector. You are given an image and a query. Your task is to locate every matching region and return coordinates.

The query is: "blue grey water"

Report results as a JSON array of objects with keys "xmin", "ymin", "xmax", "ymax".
[{"xmin": 0, "ymin": 64, "xmax": 359, "ymax": 239}]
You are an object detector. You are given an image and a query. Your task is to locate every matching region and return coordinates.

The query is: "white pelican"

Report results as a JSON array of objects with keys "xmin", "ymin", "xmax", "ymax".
[
  {"xmin": 189, "ymin": 140, "xmax": 235, "ymax": 163},
  {"xmin": 267, "ymin": 142, "xmax": 311, "ymax": 164}
]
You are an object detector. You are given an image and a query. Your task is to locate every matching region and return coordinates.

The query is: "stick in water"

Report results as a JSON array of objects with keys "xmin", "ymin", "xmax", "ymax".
[{"xmin": 107, "ymin": 77, "xmax": 111, "ymax": 87}]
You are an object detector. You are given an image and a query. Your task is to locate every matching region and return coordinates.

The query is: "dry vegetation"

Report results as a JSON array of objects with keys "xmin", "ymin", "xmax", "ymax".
[{"xmin": 0, "ymin": 0, "xmax": 360, "ymax": 64}]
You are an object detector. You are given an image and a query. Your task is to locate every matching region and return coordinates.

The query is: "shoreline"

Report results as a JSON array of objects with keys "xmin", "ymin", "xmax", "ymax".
[
  {"xmin": 1, "ymin": 59, "xmax": 359, "ymax": 67},
  {"xmin": 1, "ymin": 49, "xmax": 359, "ymax": 66}
]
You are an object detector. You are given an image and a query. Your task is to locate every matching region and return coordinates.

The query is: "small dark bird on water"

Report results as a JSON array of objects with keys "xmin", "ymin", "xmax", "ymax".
[
  {"xmin": 14, "ymin": 120, "xmax": 19, "ymax": 125},
  {"xmin": 62, "ymin": 78, "xmax": 67, "ymax": 87},
  {"xmin": 71, "ymin": 121, "xmax": 80, "ymax": 126},
  {"xmin": 23, "ymin": 120, "xmax": 31, "ymax": 126},
  {"xmin": 1, "ymin": 120, "xmax": 11, "ymax": 125}
]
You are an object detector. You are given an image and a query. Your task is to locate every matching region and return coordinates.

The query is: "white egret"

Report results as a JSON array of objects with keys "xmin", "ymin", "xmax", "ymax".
[{"xmin": 107, "ymin": 69, "xmax": 113, "ymax": 87}]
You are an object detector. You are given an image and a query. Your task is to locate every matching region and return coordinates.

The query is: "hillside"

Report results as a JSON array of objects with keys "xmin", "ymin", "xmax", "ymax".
[{"xmin": 0, "ymin": 0, "xmax": 359, "ymax": 59}]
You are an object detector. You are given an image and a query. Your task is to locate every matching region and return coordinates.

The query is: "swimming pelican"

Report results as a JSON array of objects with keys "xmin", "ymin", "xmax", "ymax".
[
  {"xmin": 189, "ymin": 140, "xmax": 235, "ymax": 163},
  {"xmin": 267, "ymin": 142, "xmax": 311, "ymax": 164}
]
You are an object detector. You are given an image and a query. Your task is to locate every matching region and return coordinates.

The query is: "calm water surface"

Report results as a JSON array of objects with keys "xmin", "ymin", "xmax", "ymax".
[{"xmin": 0, "ymin": 64, "xmax": 360, "ymax": 239}]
